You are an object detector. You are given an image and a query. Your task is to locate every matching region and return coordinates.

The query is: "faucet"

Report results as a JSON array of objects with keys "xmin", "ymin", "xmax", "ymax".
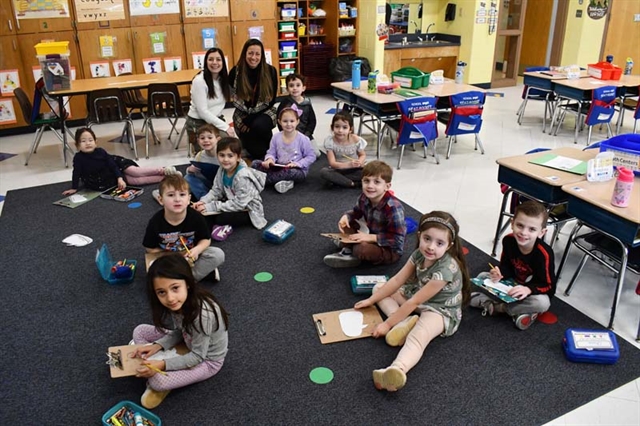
[
  {"xmin": 410, "ymin": 20, "xmax": 419, "ymax": 32},
  {"xmin": 426, "ymin": 22, "xmax": 435, "ymax": 41}
]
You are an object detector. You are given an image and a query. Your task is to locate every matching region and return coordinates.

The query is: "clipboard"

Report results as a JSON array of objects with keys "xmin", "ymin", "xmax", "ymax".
[
  {"xmin": 53, "ymin": 189, "xmax": 102, "ymax": 208},
  {"xmin": 312, "ymin": 306, "xmax": 383, "ymax": 344},
  {"xmin": 106, "ymin": 344, "xmax": 146, "ymax": 378},
  {"xmin": 471, "ymin": 278, "xmax": 519, "ymax": 303},
  {"xmin": 320, "ymin": 233, "xmax": 358, "ymax": 244}
]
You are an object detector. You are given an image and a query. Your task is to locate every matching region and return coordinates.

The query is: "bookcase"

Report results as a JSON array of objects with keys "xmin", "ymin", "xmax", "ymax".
[{"xmin": 276, "ymin": 1, "xmax": 300, "ymax": 94}]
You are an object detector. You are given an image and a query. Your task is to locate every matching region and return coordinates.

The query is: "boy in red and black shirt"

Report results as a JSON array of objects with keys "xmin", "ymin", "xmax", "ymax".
[{"xmin": 471, "ymin": 201, "xmax": 555, "ymax": 330}]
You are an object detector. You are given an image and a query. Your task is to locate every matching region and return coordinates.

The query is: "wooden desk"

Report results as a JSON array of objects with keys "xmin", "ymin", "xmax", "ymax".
[
  {"xmin": 491, "ymin": 147, "xmax": 597, "ymax": 256},
  {"xmin": 48, "ymin": 69, "xmax": 199, "ymax": 165},
  {"xmin": 620, "ymin": 74, "xmax": 640, "ymax": 88},
  {"xmin": 330, "ymin": 80, "xmax": 485, "ymax": 158},
  {"xmin": 556, "ymin": 177, "xmax": 640, "ymax": 338}
]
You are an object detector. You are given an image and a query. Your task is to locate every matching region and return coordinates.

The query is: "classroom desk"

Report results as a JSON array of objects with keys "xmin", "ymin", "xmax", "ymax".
[
  {"xmin": 616, "ymin": 75, "xmax": 640, "ymax": 133},
  {"xmin": 556, "ymin": 177, "xmax": 640, "ymax": 339},
  {"xmin": 330, "ymin": 80, "xmax": 485, "ymax": 157},
  {"xmin": 48, "ymin": 69, "xmax": 199, "ymax": 166},
  {"xmin": 491, "ymin": 147, "xmax": 597, "ymax": 257}
]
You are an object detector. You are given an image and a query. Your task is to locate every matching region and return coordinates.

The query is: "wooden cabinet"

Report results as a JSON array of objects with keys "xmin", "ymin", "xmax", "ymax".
[
  {"xmin": 388, "ymin": 45, "xmax": 460, "ymax": 79},
  {"xmin": 183, "ymin": 23, "xmax": 234, "ymax": 70},
  {"xmin": 76, "ymin": 28, "xmax": 136, "ymax": 77},
  {"xmin": 384, "ymin": 50, "xmax": 402, "ymax": 76},
  {"xmin": 0, "ymin": 3, "xmax": 18, "ymax": 36},
  {"xmin": 230, "ymin": 0, "xmax": 277, "ymax": 21},
  {"xmin": 12, "ymin": 2, "xmax": 74, "ymax": 34},
  {"xmin": 0, "ymin": 35, "xmax": 28, "ymax": 128}
]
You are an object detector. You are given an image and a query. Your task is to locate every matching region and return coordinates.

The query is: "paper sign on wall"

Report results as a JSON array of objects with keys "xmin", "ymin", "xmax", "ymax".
[
  {"xmin": 184, "ymin": 0, "xmax": 229, "ymax": 18},
  {"xmin": 100, "ymin": 36, "xmax": 116, "ymax": 58},
  {"xmin": 142, "ymin": 58, "xmax": 162, "ymax": 74},
  {"xmin": 1, "ymin": 70, "xmax": 20, "ymax": 97},
  {"xmin": 13, "ymin": 0, "xmax": 70, "ymax": 19},
  {"xmin": 90, "ymin": 61, "xmax": 111, "ymax": 78},
  {"xmin": 0, "ymin": 99, "xmax": 17, "ymax": 124},
  {"xmin": 112, "ymin": 59, "xmax": 133, "ymax": 76},
  {"xmin": 264, "ymin": 49, "xmax": 272, "ymax": 65},
  {"xmin": 248, "ymin": 26, "xmax": 264, "ymax": 40},
  {"xmin": 192, "ymin": 51, "xmax": 206, "ymax": 69},
  {"xmin": 129, "ymin": 0, "xmax": 179, "ymax": 16},
  {"xmin": 150, "ymin": 32, "xmax": 167, "ymax": 55},
  {"xmin": 75, "ymin": 0, "xmax": 125, "ymax": 22},
  {"xmin": 163, "ymin": 57, "xmax": 182, "ymax": 72},
  {"xmin": 202, "ymin": 28, "xmax": 216, "ymax": 49}
]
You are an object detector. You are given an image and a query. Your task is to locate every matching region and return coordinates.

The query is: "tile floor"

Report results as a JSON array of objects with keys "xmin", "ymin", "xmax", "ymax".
[{"xmin": 0, "ymin": 85, "xmax": 638, "ymax": 424}]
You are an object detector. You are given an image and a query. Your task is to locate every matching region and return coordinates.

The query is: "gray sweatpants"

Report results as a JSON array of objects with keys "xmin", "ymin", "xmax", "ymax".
[
  {"xmin": 192, "ymin": 246, "xmax": 225, "ymax": 282},
  {"xmin": 474, "ymin": 272, "xmax": 550, "ymax": 315}
]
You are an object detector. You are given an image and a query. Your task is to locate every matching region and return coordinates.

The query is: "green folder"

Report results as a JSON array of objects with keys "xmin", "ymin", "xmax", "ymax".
[
  {"xmin": 53, "ymin": 189, "xmax": 102, "ymax": 208},
  {"xmin": 528, "ymin": 153, "xmax": 588, "ymax": 175}
]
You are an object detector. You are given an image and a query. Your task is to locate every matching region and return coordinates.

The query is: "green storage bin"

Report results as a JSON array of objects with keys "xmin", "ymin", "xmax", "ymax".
[{"xmin": 391, "ymin": 67, "xmax": 428, "ymax": 89}]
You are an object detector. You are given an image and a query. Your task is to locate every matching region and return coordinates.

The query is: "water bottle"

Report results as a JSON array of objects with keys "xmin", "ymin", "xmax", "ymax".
[
  {"xmin": 624, "ymin": 57, "xmax": 634, "ymax": 75},
  {"xmin": 606, "ymin": 55, "xmax": 614, "ymax": 64},
  {"xmin": 610, "ymin": 167, "xmax": 635, "ymax": 208},
  {"xmin": 352, "ymin": 60, "xmax": 361, "ymax": 90},
  {"xmin": 455, "ymin": 61, "xmax": 467, "ymax": 84}
]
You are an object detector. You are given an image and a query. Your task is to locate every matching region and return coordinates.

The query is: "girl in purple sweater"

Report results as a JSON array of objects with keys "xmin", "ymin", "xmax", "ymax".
[{"xmin": 251, "ymin": 107, "xmax": 316, "ymax": 193}]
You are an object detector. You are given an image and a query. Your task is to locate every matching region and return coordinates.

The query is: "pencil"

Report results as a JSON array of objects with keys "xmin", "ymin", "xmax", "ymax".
[
  {"xmin": 342, "ymin": 154, "xmax": 357, "ymax": 161},
  {"xmin": 143, "ymin": 363, "xmax": 168, "ymax": 376},
  {"xmin": 488, "ymin": 262, "xmax": 495, "ymax": 270},
  {"xmin": 179, "ymin": 236, "xmax": 192, "ymax": 257}
]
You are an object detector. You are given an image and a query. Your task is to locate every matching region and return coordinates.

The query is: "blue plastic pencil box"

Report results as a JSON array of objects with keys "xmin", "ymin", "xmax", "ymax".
[
  {"xmin": 262, "ymin": 220, "xmax": 295, "ymax": 244},
  {"xmin": 350, "ymin": 275, "xmax": 389, "ymax": 294},
  {"xmin": 562, "ymin": 328, "xmax": 620, "ymax": 365}
]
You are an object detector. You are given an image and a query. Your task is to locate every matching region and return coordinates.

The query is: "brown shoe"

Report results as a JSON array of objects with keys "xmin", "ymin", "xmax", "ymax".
[
  {"xmin": 141, "ymin": 386, "xmax": 171, "ymax": 409},
  {"xmin": 372, "ymin": 366, "xmax": 407, "ymax": 391},
  {"xmin": 385, "ymin": 315, "xmax": 419, "ymax": 347}
]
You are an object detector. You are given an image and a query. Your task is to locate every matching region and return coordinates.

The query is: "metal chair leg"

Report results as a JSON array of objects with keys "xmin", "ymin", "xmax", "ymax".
[
  {"xmin": 397, "ymin": 145, "xmax": 405, "ymax": 169},
  {"xmin": 491, "ymin": 188, "xmax": 514, "ymax": 257},
  {"xmin": 431, "ymin": 139, "xmax": 440, "ymax": 164},
  {"xmin": 563, "ymin": 253, "xmax": 589, "ymax": 296},
  {"xmin": 475, "ymin": 134, "xmax": 485, "ymax": 154},
  {"xmin": 25, "ymin": 127, "xmax": 45, "ymax": 165},
  {"xmin": 446, "ymin": 136, "xmax": 454, "ymax": 159}
]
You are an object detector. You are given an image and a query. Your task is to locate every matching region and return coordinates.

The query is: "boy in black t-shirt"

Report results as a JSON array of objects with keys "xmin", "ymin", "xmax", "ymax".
[
  {"xmin": 143, "ymin": 175, "xmax": 225, "ymax": 282},
  {"xmin": 470, "ymin": 201, "xmax": 556, "ymax": 330}
]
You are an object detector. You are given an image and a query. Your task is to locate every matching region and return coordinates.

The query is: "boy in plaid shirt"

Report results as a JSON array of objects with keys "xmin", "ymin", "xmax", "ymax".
[{"xmin": 324, "ymin": 160, "xmax": 407, "ymax": 268}]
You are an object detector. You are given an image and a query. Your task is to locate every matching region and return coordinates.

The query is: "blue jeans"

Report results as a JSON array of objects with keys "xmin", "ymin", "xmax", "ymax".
[{"xmin": 185, "ymin": 174, "xmax": 212, "ymax": 200}]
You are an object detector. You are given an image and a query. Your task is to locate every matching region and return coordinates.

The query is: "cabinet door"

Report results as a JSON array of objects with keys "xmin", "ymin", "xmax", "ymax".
[
  {"xmin": 183, "ymin": 23, "xmax": 234, "ymax": 70},
  {"xmin": 230, "ymin": 0, "xmax": 277, "ymax": 21},
  {"xmin": 77, "ymin": 28, "xmax": 137, "ymax": 77},
  {"xmin": 231, "ymin": 20, "xmax": 279, "ymax": 70},
  {"xmin": 0, "ymin": 3, "xmax": 17, "ymax": 36},
  {"xmin": 17, "ymin": 31, "xmax": 88, "ymax": 120},
  {"xmin": 12, "ymin": 2, "xmax": 74, "ymax": 34},
  {"xmin": 383, "ymin": 50, "xmax": 402, "ymax": 76},
  {"xmin": 402, "ymin": 57, "xmax": 458, "ymax": 79},
  {"xmin": 0, "ymin": 35, "xmax": 27, "ymax": 128}
]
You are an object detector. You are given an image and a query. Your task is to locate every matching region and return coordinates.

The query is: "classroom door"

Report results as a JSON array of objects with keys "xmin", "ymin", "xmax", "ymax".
[{"xmin": 491, "ymin": 0, "xmax": 528, "ymax": 88}]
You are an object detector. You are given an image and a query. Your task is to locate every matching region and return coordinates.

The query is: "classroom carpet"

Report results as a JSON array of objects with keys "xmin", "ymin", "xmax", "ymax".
[{"xmin": 1, "ymin": 158, "xmax": 639, "ymax": 425}]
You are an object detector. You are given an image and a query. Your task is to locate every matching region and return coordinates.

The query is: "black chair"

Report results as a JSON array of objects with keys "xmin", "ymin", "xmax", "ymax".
[
  {"xmin": 86, "ymin": 88, "xmax": 138, "ymax": 159},
  {"xmin": 119, "ymin": 72, "xmax": 147, "ymax": 123},
  {"xmin": 144, "ymin": 83, "xmax": 185, "ymax": 159},
  {"xmin": 14, "ymin": 87, "xmax": 74, "ymax": 167}
]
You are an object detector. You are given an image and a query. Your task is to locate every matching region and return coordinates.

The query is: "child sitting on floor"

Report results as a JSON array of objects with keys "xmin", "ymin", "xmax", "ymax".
[
  {"xmin": 251, "ymin": 107, "xmax": 316, "ymax": 194},
  {"xmin": 193, "ymin": 137, "xmax": 267, "ymax": 232},
  {"xmin": 470, "ymin": 200, "xmax": 555, "ymax": 330},
  {"xmin": 275, "ymin": 73, "xmax": 320, "ymax": 156},
  {"xmin": 320, "ymin": 111, "xmax": 367, "ymax": 188},
  {"xmin": 324, "ymin": 160, "xmax": 406, "ymax": 268},
  {"xmin": 132, "ymin": 254, "xmax": 228, "ymax": 409},
  {"xmin": 143, "ymin": 175, "xmax": 225, "ymax": 283},
  {"xmin": 354, "ymin": 211, "xmax": 470, "ymax": 392},
  {"xmin": 185, "ymin": 124, "xmax": 220, "ymax": 200},
  {"xmin": 62, "ymin": 127, "xmax": 179, "ymax": 195}
]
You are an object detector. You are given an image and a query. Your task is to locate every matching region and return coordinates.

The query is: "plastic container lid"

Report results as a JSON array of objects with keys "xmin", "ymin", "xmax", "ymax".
[
  {"xmin": 617, "ymin": 167, "xmax": 634, "ymax": 182},
  {"xmin": 95, "ymin": 243, "xmax": 114, "ymax": 281}
]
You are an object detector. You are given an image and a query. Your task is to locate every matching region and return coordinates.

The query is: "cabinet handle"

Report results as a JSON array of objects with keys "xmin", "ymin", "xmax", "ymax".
[
  {"xmin": 411, "ymin": 58, "xmax": 415, "ymax": 62},
  {"xmin": 8, "ymin": 19, "xmax": 12, "ymax": 32},
  {"xmin": 127, "ymin": 32, "xmax": 130, "ymax": 42},
  {"xmin": 12, "ymin": 39, "xmax": 16, "ymax": 50},
  {"xmin": 233, "ymin": 25, "xmax": 236, "ymax": 36},
  {"xmin": 15, "ymin": 19, "xmax": 20, "ymax": 30}
]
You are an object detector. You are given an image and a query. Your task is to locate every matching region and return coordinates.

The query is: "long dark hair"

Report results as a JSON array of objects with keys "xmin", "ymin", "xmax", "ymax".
[
  {"xmin": 202, "ymin": 47, "xmax": 231, "ymax": 101},
  {"xmin": 235, "ymin": 39, "xmax": 274, "ymax": 102},
  {"xmin": 417, "ymin": 211, "xmax": 471, "ymax": 306},
  {"xmin": 146, "ymin": 255, "xmax": 228, "ymax": 334}
]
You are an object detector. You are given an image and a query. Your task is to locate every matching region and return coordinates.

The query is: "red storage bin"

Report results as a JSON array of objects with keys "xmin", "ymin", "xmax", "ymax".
[{"xmin": 587, "ymin": 62, "xmax": 622, "ymax": 80}]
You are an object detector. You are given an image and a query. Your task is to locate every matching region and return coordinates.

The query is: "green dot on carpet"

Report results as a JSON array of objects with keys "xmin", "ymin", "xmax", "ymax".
[
  {"xmin": 254, "ymin": 272, "xmax": 273, "ymax": 282},
  {"xmin": 309, "ymin": 367, "xmax": 334, "ymax": 384}
]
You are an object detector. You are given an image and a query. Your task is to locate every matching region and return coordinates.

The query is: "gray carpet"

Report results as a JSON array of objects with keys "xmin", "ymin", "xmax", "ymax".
[{"xmin": 1, "ymin": 158, "xmax": 639, "ymax": 425}]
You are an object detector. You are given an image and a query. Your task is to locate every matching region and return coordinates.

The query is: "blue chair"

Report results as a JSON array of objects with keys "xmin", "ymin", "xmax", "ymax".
[
  {"xmin": 384, "ymin": 96, "xmax": 439, "ymax": 169},
  {"xmin": 517, "ymin": 66, "xmax": 556, "ymax": 132},
  {"xmin": 438, "ymin": 91, "xmax": 485, "ymax": 159}
]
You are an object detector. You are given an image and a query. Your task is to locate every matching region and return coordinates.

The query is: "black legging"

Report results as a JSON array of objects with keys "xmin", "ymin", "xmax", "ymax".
[{"xmin": 238, "ymin": 113, "xmax": 274, "ymax": 159}]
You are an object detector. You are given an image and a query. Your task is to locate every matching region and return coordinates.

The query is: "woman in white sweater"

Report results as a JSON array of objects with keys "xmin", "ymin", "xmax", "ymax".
[{"xmin": 186, "ymin": 47, "xmax": 236, "ymax": 151}]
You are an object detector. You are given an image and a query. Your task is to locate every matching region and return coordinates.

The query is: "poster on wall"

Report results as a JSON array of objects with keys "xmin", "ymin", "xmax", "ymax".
[
  {"xmin": 0, "ymin": 99, "xmax": 17, "ymax": 124},
  {"xmin": 13, "ymin": 0, "xmax": 70, "ymax": 19},
  {"xmin": 1, "ymin": 70, "xmax": 20, "ymax": 97},
  {"xmin": 587, "ymin": 1, "xmax": 608, "ymax": 20},
  {"xmin": 192, "ymin": 51, "xmax": 206, "ymax": 69},
  {"xmin": 142, "ymin": 58, "xmax": 163, "ymax": 74},
  {"xmin": 90, "ymin": 61, "xmax": 111, "ymax": 78},
  {"xmin": 75, "ymin": 0, "xmax": 125, "ymax": 22},
  {"xmin": 113, "ymin": 59, "xmax": 133, "ymax": 76},
  {"xmin": 183, "ymin": 0, "xmax": 229, "ymax": 18},
  {"xmin": 163, "ymin": 57, "xmax": 182, "ymax": 72},
  {"xmin": 129, "ymin": 0, "xmax": 180, "ymax": 16}
]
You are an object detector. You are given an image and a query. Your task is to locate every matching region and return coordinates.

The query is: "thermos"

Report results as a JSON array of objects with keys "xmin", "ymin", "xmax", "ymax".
[
  {"xmin": 624, "ymin": 57, "xmax": 634, "ymax": 75},
  {"xmin": 455, "ymin": 61, "xmax": 467, "ymax": 84},
  {"xmin": 610, "ymin": 167, "xmax": 635, "ymax": 208},
  {"xmin": 368, "ymin": 70, "xmax": 379, "ymax": 93},
  {"xmin": 606, "ymin": 55, "xmax": 614, "ymax": 64},
  {"xmin": 352, "ymin": 60, "xmax": 362, "ymax": 90}
]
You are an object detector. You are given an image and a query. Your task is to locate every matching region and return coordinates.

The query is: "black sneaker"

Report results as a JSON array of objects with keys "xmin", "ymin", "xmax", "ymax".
[{"xmin": 323, "ymin": 249, "xmax": 361, "ymax": 268}]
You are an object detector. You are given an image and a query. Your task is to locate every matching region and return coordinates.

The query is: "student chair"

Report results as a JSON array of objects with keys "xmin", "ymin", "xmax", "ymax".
[
  {"xmin": 554, "ymin": 85, "xmax": 618, "ymax": 145},
  {"xmin": 383, "ymin": 96, "xmax": 438, "ymax": 169},
  {"xmin": 517, "ymin": 66, "xmax": 556, "ymax": 132},
  {"xmin": 490, "ymin": 147, "xmax": 575, "ymax": 257},
  {"xmin": 614, "ymin": 85, "xmax": 639, "ymax": 134},
  {"xmin": 86, "ymin": 88, "xmax": 138, "ymax": 160},
  {"xmin": 14, "ymin": 86, "xmax": 74, "ymax": 167},
  {"xmin": 144, "ymin": 83, "xmax": 185, "ymax": 159},
  {"xmin": 437, "ymin": 91, "xmax": 486, "ymax": 159},
  {"xmin": 119, "ymin": 73, "xmax": 148, "ymax": 124}
]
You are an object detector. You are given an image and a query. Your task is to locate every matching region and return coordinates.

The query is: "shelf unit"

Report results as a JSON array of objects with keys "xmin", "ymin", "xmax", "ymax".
[
  {"xmin": 276, "ymin": 1, "xmax": 300, "ymax": 94},
  {"xmin": 335, "ymin": 0, "xmax": 359, "ymax": 56}
]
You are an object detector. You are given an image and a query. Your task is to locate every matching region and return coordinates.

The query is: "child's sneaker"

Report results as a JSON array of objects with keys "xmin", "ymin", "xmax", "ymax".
[
  {"xmin": 141, "ymin": 386, "xmax": 170, "ymax": 409},
  {"xmin": 323, "ymin": 247, "xmax": 361, "ymax": 268},
  {"xmin": 385, "ymin": 315, "xmax": 419, "ymax": 347},
  {"xmin": 372, "ymin": 366, "xmax": 406, "ymax": 391},
  {"xmin": 211, "ymin": 225, "xmax": 233, "ymax": 241},
  {"xmin": 164, "ymin": 166, "xmax": 182, "ymax": 176},
  {"xmin": 152, "ymin": 189, "xmax": 162, "ymax": 205},
  {"xmin": 469, "ymin": 292, "xmax": 495, "ymax": 317},
  {"xmin": 275, "ymin": 180, "xmax": 294, "ymax": 194},
  {"xmin": 514, "ymin": 313, "xmax": 539, "ymax": 330}
]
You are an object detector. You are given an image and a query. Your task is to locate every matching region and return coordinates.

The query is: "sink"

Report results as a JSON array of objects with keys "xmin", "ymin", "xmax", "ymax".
[{"xmin": 386, "ymin": 40, "xmax": 452, "ymax": 48}]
